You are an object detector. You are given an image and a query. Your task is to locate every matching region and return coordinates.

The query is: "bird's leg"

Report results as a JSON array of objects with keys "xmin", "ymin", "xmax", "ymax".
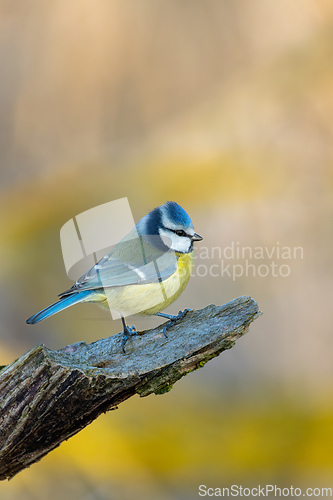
[
  {"xmin": 155, "ymin": 309, "xmax": 192, "ymax": 337},
  {"xmin": 121, "ymin": 316, "xmax": 138, "ymax": 353}
]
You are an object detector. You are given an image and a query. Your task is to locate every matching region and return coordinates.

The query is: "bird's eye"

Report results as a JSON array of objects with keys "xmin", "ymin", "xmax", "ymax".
[{"xmin": 175, "ymin": 229, "xmax": 187, "ymax": 237}]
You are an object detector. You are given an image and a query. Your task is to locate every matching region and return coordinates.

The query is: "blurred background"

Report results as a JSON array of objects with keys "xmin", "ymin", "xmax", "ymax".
[{"xmin": 1, "ymin": 0, "xmax": 333, "ymax": 498}]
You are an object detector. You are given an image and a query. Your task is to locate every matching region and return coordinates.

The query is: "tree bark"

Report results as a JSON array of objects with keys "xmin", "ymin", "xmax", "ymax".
[{"xmin": 0, "ymin": 296, "xmax": 261, "ymax": 480}]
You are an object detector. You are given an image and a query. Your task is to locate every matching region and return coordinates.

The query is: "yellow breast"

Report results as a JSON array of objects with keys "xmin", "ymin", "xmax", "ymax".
[{"xmin": 98, "ymin": 251, "xmax": 193, "ymax": 316}]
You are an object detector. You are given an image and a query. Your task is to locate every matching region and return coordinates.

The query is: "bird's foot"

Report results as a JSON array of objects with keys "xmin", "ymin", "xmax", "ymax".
[
  {"xmin": 122, "ymin": 325, "xmax": 138, "ymax": 353},
  {"xmin": 156, "ymin": 309, "xmax": 192, "ymax": 337}
]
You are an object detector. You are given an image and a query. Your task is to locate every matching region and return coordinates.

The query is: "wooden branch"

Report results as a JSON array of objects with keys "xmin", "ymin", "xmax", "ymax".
[{"xmin": 0, "ymin": 296, "xmax": 261, "ymax": 480}]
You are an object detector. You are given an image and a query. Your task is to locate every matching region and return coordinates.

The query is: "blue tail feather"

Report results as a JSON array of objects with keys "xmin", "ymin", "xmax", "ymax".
[{"xmin": 26, "ymin": 290, "xmax": 93, "ymax": 324}]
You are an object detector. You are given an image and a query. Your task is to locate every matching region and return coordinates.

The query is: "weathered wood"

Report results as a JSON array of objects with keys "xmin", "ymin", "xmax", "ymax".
[{"xmin": 0, "ymin": 296, "xmax": 261, "ymax": 480}]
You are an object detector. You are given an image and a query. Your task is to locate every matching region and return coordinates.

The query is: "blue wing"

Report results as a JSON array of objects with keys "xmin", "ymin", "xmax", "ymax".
[{"xmin": 59, "ymin": 232, "xmax": 177, "ymax": 296}]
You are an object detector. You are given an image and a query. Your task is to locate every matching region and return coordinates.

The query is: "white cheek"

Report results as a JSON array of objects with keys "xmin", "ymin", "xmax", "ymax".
[
  {"xmin": 159, "ymin": 229, "xmax": 191, "ymax": 253},
  {"xmin": 159, "ymin": 230, "xmax": 173, "ymax": 248},
  {"xmin": 175, "ymin": 237, "xmax": 191, "ymax": 253}
]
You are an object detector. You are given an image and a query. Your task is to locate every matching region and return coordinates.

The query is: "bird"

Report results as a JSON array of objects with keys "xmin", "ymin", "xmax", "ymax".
[{"xmin": 26, "ymin": 201, "xmax": 203, "ymax": 352}]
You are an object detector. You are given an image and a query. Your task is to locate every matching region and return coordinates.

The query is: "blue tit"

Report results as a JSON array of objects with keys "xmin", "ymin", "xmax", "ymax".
[{"xmin": 26, "ymin": 201, "xmax": 203, "ymax": 351}]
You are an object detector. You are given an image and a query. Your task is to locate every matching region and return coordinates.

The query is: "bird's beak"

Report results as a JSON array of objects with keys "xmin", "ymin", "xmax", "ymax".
[{"xmin": 192, "ymin": 232, "xmax": 203, "ymax": 242}]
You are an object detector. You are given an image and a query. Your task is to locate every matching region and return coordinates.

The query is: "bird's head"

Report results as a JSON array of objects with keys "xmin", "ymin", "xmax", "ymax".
[{"xmin": 140, "ymin": 201, "xmax": 203, "ymax": 253}]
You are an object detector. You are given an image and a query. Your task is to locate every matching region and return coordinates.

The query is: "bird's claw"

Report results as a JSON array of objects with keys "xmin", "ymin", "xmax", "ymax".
[
  {"xmin": 163, "ymin": 308, "xmax": 192, "ymax": 337},
  {"xmin": 122, "ymin": 325, "xmax": 138, "ymax": 353}
]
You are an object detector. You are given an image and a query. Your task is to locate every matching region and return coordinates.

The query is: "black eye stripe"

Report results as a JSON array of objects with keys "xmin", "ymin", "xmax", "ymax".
[{"xmin": 169, "ymin": 228, "xmax": 191, "ymax": 238}]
